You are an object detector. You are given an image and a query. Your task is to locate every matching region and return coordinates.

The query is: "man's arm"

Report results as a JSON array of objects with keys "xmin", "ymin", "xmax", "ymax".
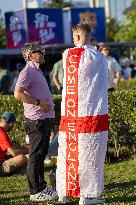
[
  {"xmin": 14, "ymin": 86, "xmax": 50, "ymax": 112},
  {"xmin": 7, "ymin": 146, "xmax": 28, "ymax": 156},
  {"xmin": 113, "ymin": 58, "xmax": 121, "ymax": 83},
  {"xmin": 52, "ymin": 73, "xmax": 61, "ymax": 91},
  {"xmin": 115, "ymin": 70, "xmax": 120, "ymax": 82},
  {"xmin": 14, "ymin": 86, "xmax": 37, "ymax": 105}
]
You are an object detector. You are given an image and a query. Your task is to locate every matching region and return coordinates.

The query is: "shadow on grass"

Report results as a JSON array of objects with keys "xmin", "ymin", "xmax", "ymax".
[
  {"xmin": 0, "ymin": 195, "xmax": 78, "ymax": 205},
  {"xmin": 0, "ymin": 202, "xmax": 11, "ymax": 205},
  {"xmin": 0, "ymin": 194, "xmax": 28, "ymax": 200},
  {"xmin": 106, "ymin": 196, "xmax": 136, "ymax": 203},
  {"xmin": 0, "ymin": 194, "xmax": 29, "ymax": 205},
  {"xmin": 0, "ymin": 190, "xmax": 19, "ymax": 194},
  {"xmin": 105, "ymin": 180, "xmax": 136, "ymax": 203},
  {"xmin": 1, "ymin": 180, "xmax": 136, "ymax": 204},
  {"xmin": 105, "ymin": 180, "xmax": 136, "ymax": 190}
]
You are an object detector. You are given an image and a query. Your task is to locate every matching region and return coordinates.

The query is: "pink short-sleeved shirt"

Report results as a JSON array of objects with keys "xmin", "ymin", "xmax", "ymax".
[{"xmin": 16, "ymin": 61, "xmax": 55, "ymax": 120}]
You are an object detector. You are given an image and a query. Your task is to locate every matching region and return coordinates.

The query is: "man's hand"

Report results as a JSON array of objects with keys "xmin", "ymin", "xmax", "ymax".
[
  {"xmin": 14, "ymin": 86, "xmax": 51, "ymax": 112},
  {"xmin": 39, "ymin": 100, "xmax": 51, "ymax": 112},
  {"xmin": 56, "ymin": 84, "xmax": 61, "ymax": 91}
]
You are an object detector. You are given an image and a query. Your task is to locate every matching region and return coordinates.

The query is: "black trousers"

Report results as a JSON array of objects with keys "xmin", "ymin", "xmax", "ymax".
[
  {"xmin": 108, "ymin": 87, "xmax": 115, "ymax": 92},
  {"xmin": 24, "ymin": 118, "xmax": 52, "ymax": 195}
]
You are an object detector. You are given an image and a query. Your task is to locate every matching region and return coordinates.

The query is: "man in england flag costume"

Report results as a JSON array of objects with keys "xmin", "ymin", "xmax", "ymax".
[{"xmin": 56, "ymin": 23, "xmax": 108, "ymax": 205}]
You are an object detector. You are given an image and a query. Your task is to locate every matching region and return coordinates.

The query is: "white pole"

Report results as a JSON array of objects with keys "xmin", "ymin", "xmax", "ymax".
[
  {"xmin": 23, "ymin": 0, "xmax": 27, "ymax": 9},
  {"xmin": 89, "ymin": 0, "xmax": 95, "ymax": 7},
  {"xmin": 105, "ymin": 0, "xmax": 110, "ymax": 20},
  {"xmin": 23, "ymin": 0, "xmax": 28, "ymax": 42},
  {"xmin": 90, "ymin": 0, "xmax": 100, "ymax": 8},
  {"xmin": 95, "ymin": 0, "xmax": 100, "ymax": 7}
]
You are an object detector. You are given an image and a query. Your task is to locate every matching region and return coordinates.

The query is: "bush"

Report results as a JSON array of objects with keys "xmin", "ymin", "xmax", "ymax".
[
  {"xmin": 0, "ymin": 90, "xmax": 135, "ymax": 160},
  {"xmin": 0, "ymin": 95, "xmax": 25, "ymax": 144},
  {"xmin": 108, "ymin": 90, "xmax": 136, "ymax": 159},
  {"xmin": 0, "ymin": 95, "xmax": 61, "ymax": 145},
  {"xmin": 116, "ymin": 78, "xmax": 136, "ymax": 90}
]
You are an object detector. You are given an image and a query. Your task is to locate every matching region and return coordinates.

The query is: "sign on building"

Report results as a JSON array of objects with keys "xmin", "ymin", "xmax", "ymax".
[
  {"xmin": 5, "ymin": 8, "xmax": 64, "ymax": 48},
  {"xmin": 27, "ymin": 8, "xmax": 64, "ymax": 45},
  {"xmin": 71, "ymin": 8, "xmax": 106, "ymax": 42},
  {"xmin": 5, "ymin": 10, "xmax": 27, "ymax": 48},
  {"xmin": 5, "ymin": 7, "xmax": 106, "ymax": 48}
]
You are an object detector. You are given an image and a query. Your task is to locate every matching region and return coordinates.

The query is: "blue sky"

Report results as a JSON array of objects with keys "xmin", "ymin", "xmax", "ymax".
[
  {"xmin": 0, "ymin": 0, "xmax": 23, "ymax": 19},
  {"xmin": 0, "ymin": 0, "xmax": 132, "ymax": 22}
]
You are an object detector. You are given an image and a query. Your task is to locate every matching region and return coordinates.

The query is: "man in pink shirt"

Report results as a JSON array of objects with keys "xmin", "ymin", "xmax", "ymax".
[{"xmin": 14, "ymin": 42, "xmax": 57, "ymax": 202}]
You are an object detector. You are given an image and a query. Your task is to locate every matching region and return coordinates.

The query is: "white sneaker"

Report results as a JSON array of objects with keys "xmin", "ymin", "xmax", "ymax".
[
  {"xmin": 44, "ymin": 156, "xmax": 51, "ymax": 164},
  {"xmin": 79, "ymin": 197, "xmax": 105, "ymax": 205},
  {"xmin": 42, "ymin": 187, "xmax": 58, "ymax": 199},
  {"xmin": 30, "ymin": 191, "xmax": 52, "ymax": 201},
  {"xmin": 58, "ymin": 196, "xmax": 70, "ymax": 204}
]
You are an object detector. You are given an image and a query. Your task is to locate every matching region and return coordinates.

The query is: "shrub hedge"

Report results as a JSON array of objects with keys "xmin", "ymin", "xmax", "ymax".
[
  {"xmin": 116, "ymin": 78, "xmax": 136, "ymax": 90},
  {"xmin": 108, "ymin": 90, "xmax": 136, "ymax": 159},
  {"xmin": 0, "ymin": 85, "xmax": 135, "ymax": 160},
  {"xmin": 0, "ymin": 95, "xmax": 61, "ymax": 145}
]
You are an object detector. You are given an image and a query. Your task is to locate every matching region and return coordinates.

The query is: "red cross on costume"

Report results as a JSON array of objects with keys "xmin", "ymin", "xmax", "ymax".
[{"xmin": 59, "ymin": 47, "xmax": 108, "ymax": 197}]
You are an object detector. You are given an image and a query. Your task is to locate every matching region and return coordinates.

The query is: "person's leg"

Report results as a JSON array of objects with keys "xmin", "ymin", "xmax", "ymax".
[
  {"xmin": 38, "ymin": 120, "xmax": 58, "ymax": 199},
  {"xmin": 26, "ymin": 119, "xmax": 50, "ymax": 195},
  {"xmin": 1, "ymin": 154, "xmax": 27, "ymax": 176},
  {"xmin": 39, "ymin": 119, "xmax": 51, "ymax": 190},
  {"xmin": 11, "ymin": 154, "xmax": 27, "ymax": 167},
  {"xmin": 12, "ymin": 142, "xmax": 29, "ymax": 155},
  {"xmin": 25, "ymin": 119, "xmax": 58, "ymax": 202},
  {"xmin": 108, "ymin": 87, "xmax": 115, "ymax": 92}
]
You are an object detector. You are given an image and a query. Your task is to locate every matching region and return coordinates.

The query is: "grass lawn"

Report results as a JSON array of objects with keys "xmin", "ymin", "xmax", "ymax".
[{"xmin": 0, "ymin": 159, "xmax": 136, "ymax": 205}]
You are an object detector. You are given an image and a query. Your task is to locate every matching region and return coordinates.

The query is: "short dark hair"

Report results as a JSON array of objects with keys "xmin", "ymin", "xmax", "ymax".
[
  {"xmin": 98, "ymin": 44, "xmax": 110, "ymax": 52},
  {"xmin": 72, "ymin": 23, "xmax": 91, "ymax": 35}
]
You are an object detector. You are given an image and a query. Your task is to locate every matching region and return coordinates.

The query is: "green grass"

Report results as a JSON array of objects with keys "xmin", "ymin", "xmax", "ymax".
[{"xmin": 0, "ymin": 159, "xmax": 136, "ymax": 205}]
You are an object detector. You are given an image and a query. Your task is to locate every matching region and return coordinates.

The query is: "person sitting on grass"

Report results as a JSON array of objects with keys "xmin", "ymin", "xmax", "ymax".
[{"xmin": 0, "ymin": 112, "xmax": 28, "ymax": 176}]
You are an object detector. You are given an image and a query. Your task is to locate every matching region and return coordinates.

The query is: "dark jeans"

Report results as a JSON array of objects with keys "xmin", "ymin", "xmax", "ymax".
[
  {"xmin": 108, "ymin": 87, "xmax": 115, "ymax": 92},
  {"xmin": 24, "ymin": 118, "xmax": 52, "ymax": 195}
]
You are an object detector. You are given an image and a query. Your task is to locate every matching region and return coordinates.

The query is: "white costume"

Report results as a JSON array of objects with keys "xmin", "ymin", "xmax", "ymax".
[
  {"xmin": 56, "ymin": 45, "xmax": 108, "ymax": 199},
  {"xmin": 106, "ymin": 56, "xmax": 121, "ymax": 89}
]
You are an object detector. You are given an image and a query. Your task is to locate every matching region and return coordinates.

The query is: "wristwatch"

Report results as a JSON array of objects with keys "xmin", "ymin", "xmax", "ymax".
[{"xmin": 35, "ymin": 99, "xmax": 40, "ymax": 106}]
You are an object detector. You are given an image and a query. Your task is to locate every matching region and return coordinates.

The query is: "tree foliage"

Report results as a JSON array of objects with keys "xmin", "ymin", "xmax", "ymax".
[
  {"xmin": 0, "ymin": 10, "xmax": 6, "ymax": 48},
  {"xmin": 106, "ymin": 18, "xmax": 121, "ymax": 42},
  {"xmin": 43, "ymin": 0, "xmax": 72, "ymax": 8},
  {"xmin": 132, "ymin": 0, "xmax": 136, "ymax": 4},
  {"xmin": 114, "ymin": 3, "xmax": 136, "ymax": 42}
]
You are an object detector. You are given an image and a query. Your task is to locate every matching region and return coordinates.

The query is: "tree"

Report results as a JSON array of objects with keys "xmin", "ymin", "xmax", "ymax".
[
  {"xmin": 132, "ymin": 0, "xmax": 136, "ymax": 4},
  {"xmin": 43, "ymin": 0, "xmax": 72, "ymax": 8},
  {"xmin": 114, "ymin": 1, "xmax": 136, "ymax": 42},
  {"xmin": 0, "ymin": 11, "xmax": 6, "ymax": 48},
  {"xmin": 106, "ymin": 18, "xmax": 121, "ymax": 42}
]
